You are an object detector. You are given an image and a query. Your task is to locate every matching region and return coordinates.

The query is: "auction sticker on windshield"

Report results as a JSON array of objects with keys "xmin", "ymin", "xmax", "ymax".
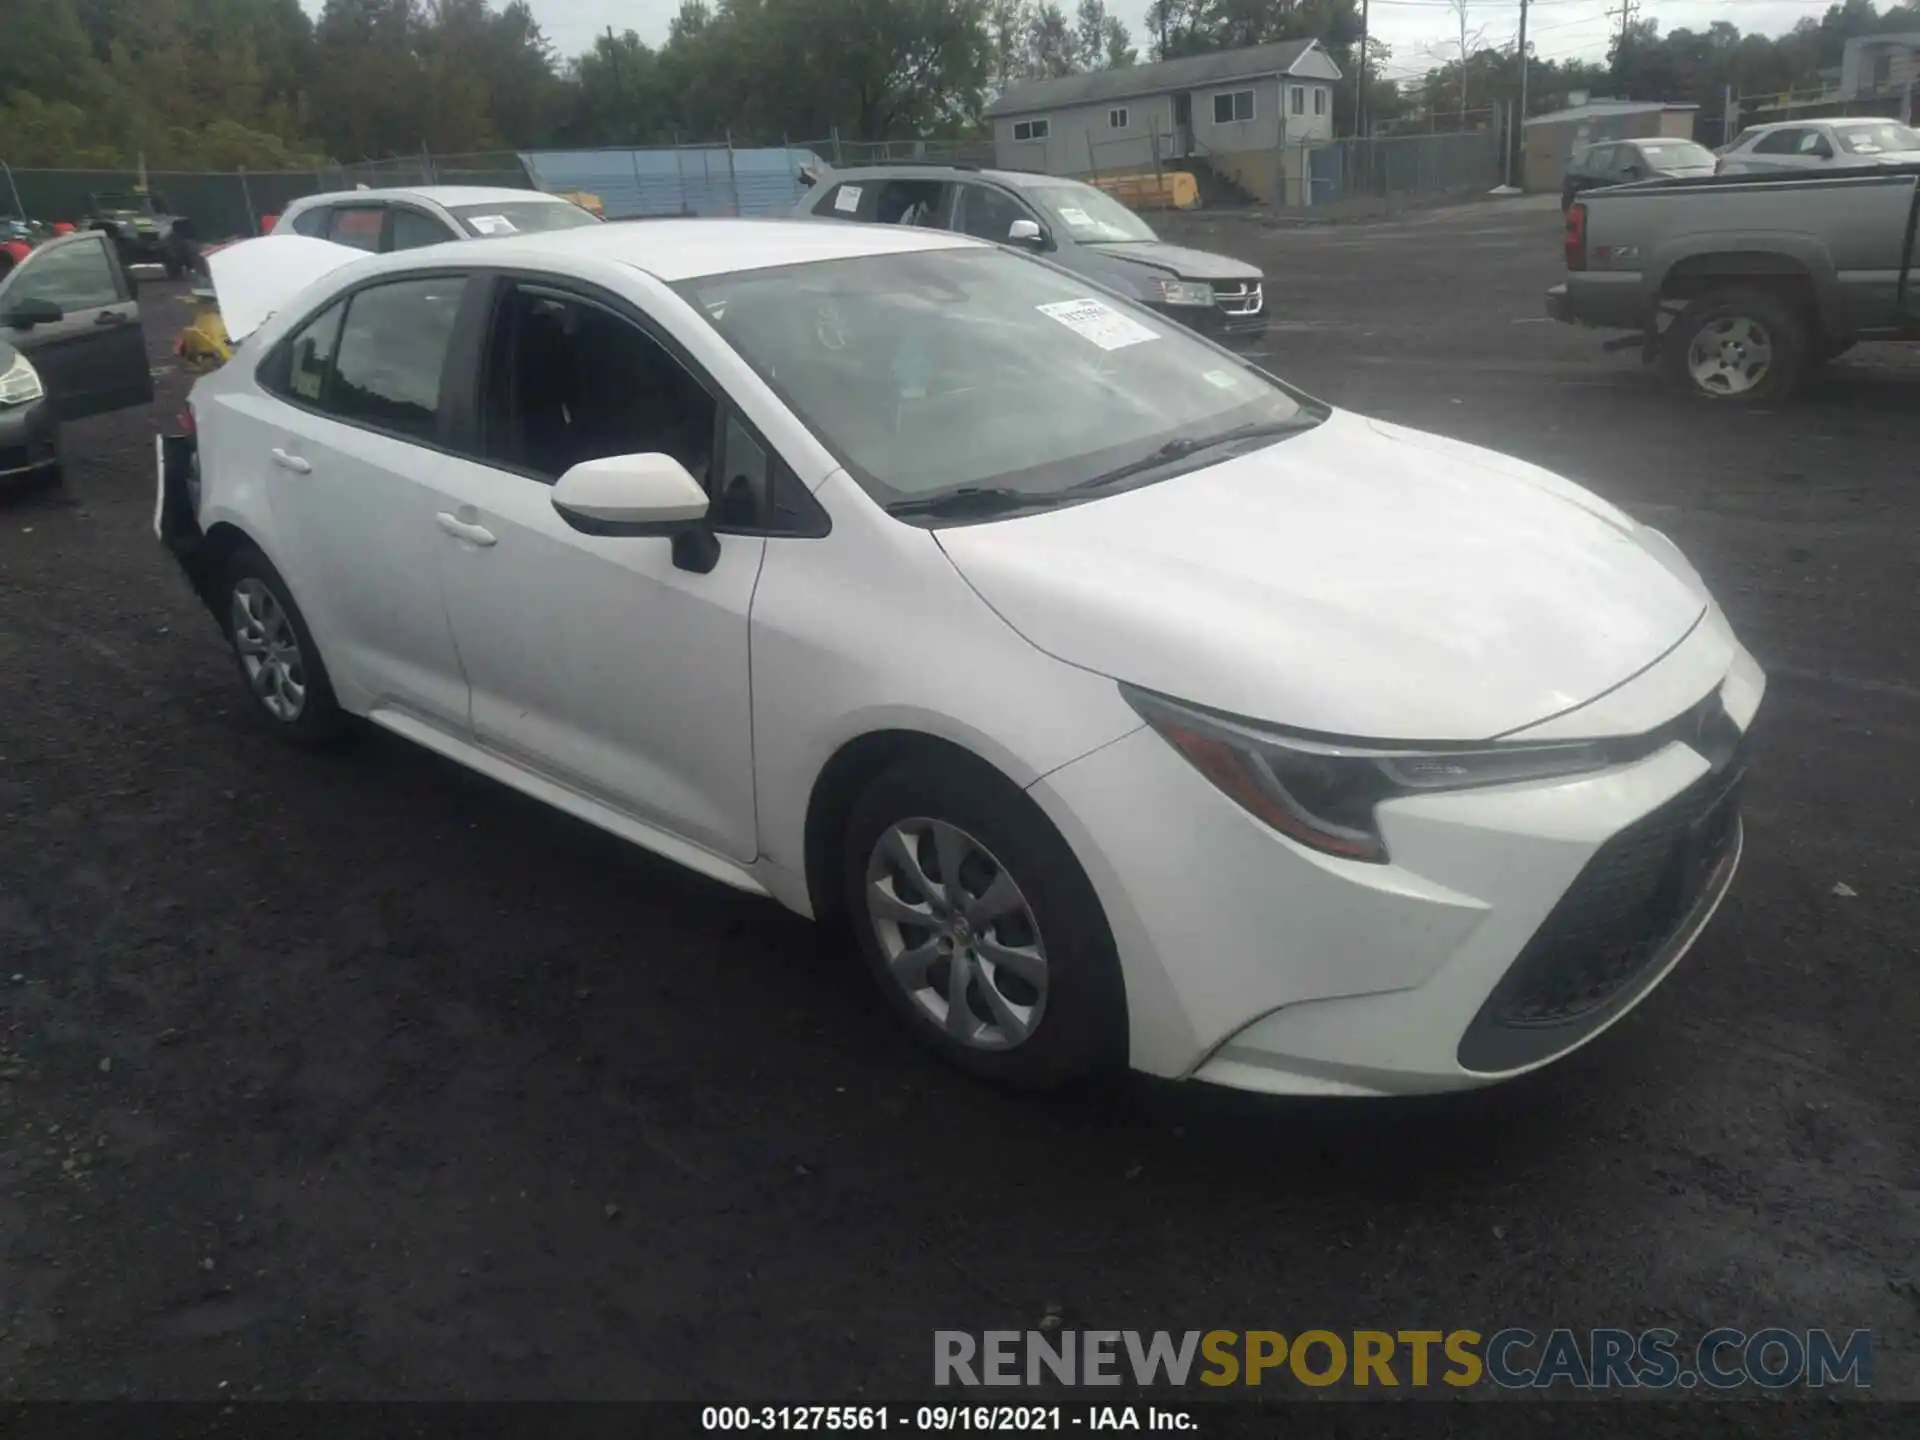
[
  {"xmin": 468, "ymin": 215, "xmax": 517, "ymax": 235},
  {"xmin": 1037, "ymin": 298, "xmax": 1159, "ymax": 351},
  {"xmin": 834, "ymin": 185, "xmax": 863, "ymax": 213},
  {"xmin": 1057, "ymin": 206, "xmax": 1092, "ymax": 226}
]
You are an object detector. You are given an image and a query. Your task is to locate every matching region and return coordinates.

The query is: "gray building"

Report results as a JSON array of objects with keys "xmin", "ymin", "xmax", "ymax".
[
  {"xmin": 986, "ymin": 40, "xmax": 1344, "ymax": 205},
  {"xmin": 1840, "ymin": 32, "xmax": 1919, "ymax": 115}
]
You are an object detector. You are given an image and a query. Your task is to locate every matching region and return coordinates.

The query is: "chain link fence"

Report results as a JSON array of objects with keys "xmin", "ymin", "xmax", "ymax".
[
  {"xmin": 1308, "ymin": 128, "xmax": 1503, "ymax": 205},
  {"xmin": 0, "ymin": 142, "xmax": 832, "ymax": 238}
]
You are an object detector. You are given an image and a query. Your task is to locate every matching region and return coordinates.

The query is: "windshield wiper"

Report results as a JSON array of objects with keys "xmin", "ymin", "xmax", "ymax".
[
  {"xmin": 1065, "ymin": 417, "xmax": 1322, "ymax": 495},
  {"xmin": 886, "ymin": 486, "xmax": 1062, "ymax": 518}
]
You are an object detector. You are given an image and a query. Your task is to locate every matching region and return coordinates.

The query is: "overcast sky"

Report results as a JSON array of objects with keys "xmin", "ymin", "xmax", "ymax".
[{"xmin": 304, "ymin": 1, "xmax": 1848, "ymax": 79}]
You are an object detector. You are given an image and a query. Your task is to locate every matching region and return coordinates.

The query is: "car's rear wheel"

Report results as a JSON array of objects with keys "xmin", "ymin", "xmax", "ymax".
[
  {"xmin": 221, "ymin": 545, "xmax": 345, "ymax": 747},
  {"xmin": 840, "ymin": 756, "xmax": 1127, "ymax": 1088},
  {"xmin": 1662, "ymin": 287, "xmax": 1808, "ymax": 404}
]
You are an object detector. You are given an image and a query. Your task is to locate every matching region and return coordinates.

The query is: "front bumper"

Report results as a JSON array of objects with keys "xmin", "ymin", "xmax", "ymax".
[
  {"xmin": 1028, "ymin": 632, "xmax": 1764, "ymax": 1096},
  {"xmin": 1154, "ymin": 290, "xmax": 1268, "ymax": 352},
  {"xmin": 0, "ymin": 397, "xmax": 60, "ymax": 483}
]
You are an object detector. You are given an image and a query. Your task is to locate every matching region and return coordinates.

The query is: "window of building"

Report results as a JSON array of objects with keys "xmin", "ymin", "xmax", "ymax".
[
  {"xmin": 1013, "ymin": 118, "xmax": 1051, "ymax": 141},
  {"xmin": 1213, "ymin": 90, "xmax": 1254, "ymax": 124},
  {"xmin": 1290, "ymin": 86, "xmax": 1305, "ymax": 116},
  {"xmin": 1108, "ymin": 107, "xmax": 1129, "ymax": 129},
  {"xmin": 1313, "ymin": 86, "xmax": 1328, "ymax": 117}
]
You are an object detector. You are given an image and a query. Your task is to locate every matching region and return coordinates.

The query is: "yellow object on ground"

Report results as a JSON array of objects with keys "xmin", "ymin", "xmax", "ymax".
[
  {"xmin": 175, "ymin": 291, "xmax": 232, "ymax": 370},
  {"xmin": 1088, "ymin": 171, "xmax": 1200, "ymax": 211}
]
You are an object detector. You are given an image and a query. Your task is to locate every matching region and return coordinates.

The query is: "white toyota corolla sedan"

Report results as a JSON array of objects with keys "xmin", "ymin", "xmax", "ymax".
[{"xmin": 157, "ymin": 219, "xmax": 1762, "ymax": 1096}]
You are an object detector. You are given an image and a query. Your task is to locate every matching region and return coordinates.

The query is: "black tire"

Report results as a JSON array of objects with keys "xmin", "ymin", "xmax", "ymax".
[
  {"xmin": 839, "ymin": 755, "xmax": 1128, "ymax": 1088},
  {"xmin": 1661, "ymin": 287, "xmax": 1809, "ymax": 405},
  {"xmin": 220, "ymin": 545, "xmax": 346, "ymax": 747}
]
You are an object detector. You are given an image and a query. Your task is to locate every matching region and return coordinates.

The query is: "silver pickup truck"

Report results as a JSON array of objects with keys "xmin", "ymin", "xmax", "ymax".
[{"xmin": 1546, "ymin": 164, "xmax": 1919, "ymax": 403}]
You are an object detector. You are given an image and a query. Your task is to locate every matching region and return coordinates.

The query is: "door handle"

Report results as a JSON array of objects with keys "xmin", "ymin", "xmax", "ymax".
[
  {"xmin": 95, "ymin": 310, "xmax": 128, "ymax": 326},
  {"xmin": 269, "ymin": 448, "xmax": 311, "ymax": 474},
  {"xmin": 436, "ymin": 512, "xmax": 497, "ymax": 547}
]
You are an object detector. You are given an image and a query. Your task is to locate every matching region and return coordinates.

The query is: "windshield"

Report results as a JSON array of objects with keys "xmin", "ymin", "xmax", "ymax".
[
  {"xmin": 1023, "ymin": 183, "xmax": 1159, "ymax": 244},
  {"xmin": 1834, "ymin": 123, "xmax": 1920, "ymax": 155},
  {"xmin": 1636, "ymin": 141, "xmax": 1716, "ymax": 168},
  {"xmin": 449, "ymin": 200, "xmax": 601, "ymax": 238},
  {"xmin": 678, "ymin": 247, "xmax": 1319, "ymax": 507}
]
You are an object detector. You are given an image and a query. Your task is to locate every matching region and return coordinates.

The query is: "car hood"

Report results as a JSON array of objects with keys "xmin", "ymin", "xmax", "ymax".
[
  {"xmin": 934, "ymin": 411, "xmax": 1709, "ymax": 741},
  {"xmin": 1653, "ymin": 164, "xmax": 1717, "ymax": 177},
  {"xmin": 1085, "ymin": 240, "xmax": 1261, "ymax": 281}
]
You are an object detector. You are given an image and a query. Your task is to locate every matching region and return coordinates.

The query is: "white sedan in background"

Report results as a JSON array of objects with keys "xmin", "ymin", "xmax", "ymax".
[{"xmin": 157, "ymin": 219, "xmax": 1762, "ymax": 1096}]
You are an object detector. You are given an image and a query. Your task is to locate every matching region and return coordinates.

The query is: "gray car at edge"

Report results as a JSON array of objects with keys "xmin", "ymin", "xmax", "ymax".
[{"xmin": 794, "ymin": 164, "xmax": 1267, "ymax": 351}]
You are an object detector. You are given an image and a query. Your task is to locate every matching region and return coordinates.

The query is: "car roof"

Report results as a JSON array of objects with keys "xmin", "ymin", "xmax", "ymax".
[
  {"xmin": 288, "ymin": 186, "xmax": 567, "ymax": 210},
  {"xmin": 364, "ymin": 216, "xmax": 986, "ymax": 282},
  {"xmin": 812, "ymin": 163, "xmax": 1085, "ymax": 191}
]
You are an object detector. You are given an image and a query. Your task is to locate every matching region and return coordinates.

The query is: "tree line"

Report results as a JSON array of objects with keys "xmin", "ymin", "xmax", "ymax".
[
  {"xmin": 2, "ymin": 0, "xmax": 1914, "ymax": 171},
  {"xmin": 1408, "ymin": 0, "xmax": 1919, "ymax": 138}
]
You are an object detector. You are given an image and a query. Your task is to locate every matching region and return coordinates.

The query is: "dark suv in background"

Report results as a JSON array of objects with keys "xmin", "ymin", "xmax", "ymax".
[{"xmin": 795, "ymin": 163, "xmax": 1268, "ymax": 351}]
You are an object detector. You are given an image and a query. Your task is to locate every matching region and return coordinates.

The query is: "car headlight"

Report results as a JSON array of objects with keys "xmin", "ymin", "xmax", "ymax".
[
  {"xmin": 0, "ymin": 350, "xmax": 45, "ymax": 406},
  {"xmin": 1152, "ymin": 278, "xmax": 1215, "ymax": 307},
  {"xmin": 1124, "ymin": 686, "xmax": 1614, "ymax": 864}
]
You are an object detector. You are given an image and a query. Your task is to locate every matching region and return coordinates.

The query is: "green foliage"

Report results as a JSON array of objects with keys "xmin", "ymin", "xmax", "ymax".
[{"xmin": 7, "ymin": 0, "xmax": 1906, "ymax": 167}]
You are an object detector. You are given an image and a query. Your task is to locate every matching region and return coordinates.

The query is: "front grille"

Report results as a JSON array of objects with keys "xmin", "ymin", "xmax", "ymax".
[
  {"xmin": 1457, "ymin": 699, "xmax": 1749, "ymax": 1072},
  {"xmin": 1212, "ymin": 280, "xmax": 1264, "ymax": 317}
]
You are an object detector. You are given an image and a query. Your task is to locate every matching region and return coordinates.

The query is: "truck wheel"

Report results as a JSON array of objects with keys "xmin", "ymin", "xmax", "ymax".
[{"xmin": 1662, "ymin": 288, "xmax": 1807, "ymax": 404}]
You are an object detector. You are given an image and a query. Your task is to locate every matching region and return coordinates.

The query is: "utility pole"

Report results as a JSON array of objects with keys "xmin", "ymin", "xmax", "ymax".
[
  {"xmin": 1723, "ymin": 83, "xmax": 1737, "ymax": 148},
  {"xmin": 1515, "ymin": 0, "xmax": 1529, "ymax": 187},
  {"xmin": 1606, "ymin": 0, "xmax": 1639, "ymax": 68},
  {"xmin": 1356, "ymin": 0, "xmax": 1370, "ymax": 139}
]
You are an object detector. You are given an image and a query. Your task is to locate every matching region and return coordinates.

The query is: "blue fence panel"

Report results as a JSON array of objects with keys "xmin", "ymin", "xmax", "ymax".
[{"xmin": 519, "ymin": 147, "xmax": 825, "ymax": 219}]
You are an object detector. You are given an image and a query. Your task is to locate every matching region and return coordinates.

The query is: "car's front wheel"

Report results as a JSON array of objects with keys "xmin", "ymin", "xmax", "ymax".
[
  {"xmin": 840, "ymin": 756, "xmax": 1127, "ymax": 1087},
  {"xmin": 221, "ymin": 545, "xmax": 345, "ymax": 746}
]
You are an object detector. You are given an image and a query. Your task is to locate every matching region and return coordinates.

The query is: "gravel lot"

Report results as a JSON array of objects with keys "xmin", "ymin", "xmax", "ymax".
[{"xmin": 2, "ymin": 196, "xmax": 1917, "ymax": 1413}]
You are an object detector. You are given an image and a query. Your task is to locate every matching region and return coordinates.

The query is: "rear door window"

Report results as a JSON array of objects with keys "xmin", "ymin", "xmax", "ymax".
[
  {"xmin": 328, "ymin": 276, "xmax": 469, "ymax": 440},
  {"xmin": 1752, "ymin": 128, "xmax": 1810, "ymax": 155},
  {"xmin": 325, "ymin": 206, "xmax": 387, "ymax": 252},
  {"xmin": 816, "ymin": 182, "xmax": 871, "ymax": 221},
  {"xmin": 289, "ymin": 207, "xmax": 331, "ymax": 237},
  {"xmin": 271, "ymin": 300, "xmax": 347, "ymax": 405},
  {"xmin": 873, "ymin": 180, "xmax": 953, "ymax": 228}
]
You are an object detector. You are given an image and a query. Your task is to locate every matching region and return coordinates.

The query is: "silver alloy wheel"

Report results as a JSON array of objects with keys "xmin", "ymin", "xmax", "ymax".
[
  {"xmin": 865, "ymin": 817, "xmax": 1049, "ymax": 1050},
  {"xmin": 230, "ymin": 578, "xmax": 307, "ymax": 722},
  {"xmin": 1687, "ymin": 315, "xmax": 1774, "ymax": 397}
]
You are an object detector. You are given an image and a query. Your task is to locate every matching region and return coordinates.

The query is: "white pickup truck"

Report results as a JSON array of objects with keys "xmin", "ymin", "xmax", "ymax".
[{"xmin": 1546, "ymin": 164, "xmax": 1920, "ymax": 403}]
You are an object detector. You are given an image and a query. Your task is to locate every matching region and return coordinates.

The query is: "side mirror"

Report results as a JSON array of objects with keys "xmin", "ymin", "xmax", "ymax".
[
  {"xmin": 1622, "ymin": 163, "xmax": 1644, "ymax": 180},
  {"xmin": 1812, "ymin": 143, "xmax": 1834, "ymax": 160},
  {"xmin": 1, "ymin": 296, "xmax": 63, "ymax": 329},
  {"xmin": 551, "ymin": 452, "xmax": 721, "ymax": 572},
  {"xmin": 1007, "ymin": 218, "xmax": 1046, "ymax": 246}
]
